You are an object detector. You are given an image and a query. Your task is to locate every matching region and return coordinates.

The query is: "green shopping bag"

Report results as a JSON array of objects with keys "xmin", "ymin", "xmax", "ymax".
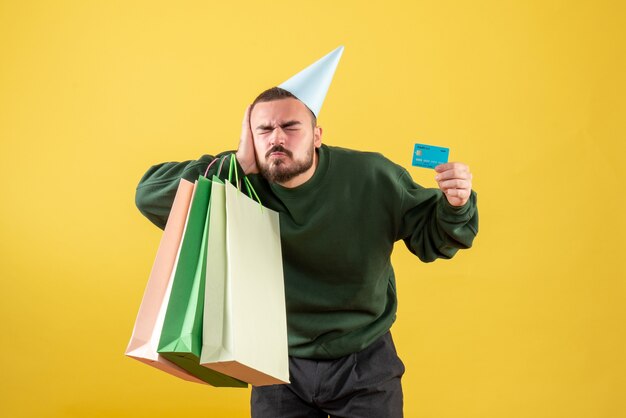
[{"xmin": 157, "ymin": 173, "xmax": 247, "ymax": 388}]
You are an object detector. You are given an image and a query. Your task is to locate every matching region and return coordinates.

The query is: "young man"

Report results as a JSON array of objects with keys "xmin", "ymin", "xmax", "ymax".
[{"xmin": 135, "ymin": 87, "xmax": 478, "ymax": 417}]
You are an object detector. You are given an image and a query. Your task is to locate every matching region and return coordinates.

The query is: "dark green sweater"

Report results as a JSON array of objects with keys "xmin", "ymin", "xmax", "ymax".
[{"xmin": 135, "ymin": 144, "xmax": 478, "ymax": 359}]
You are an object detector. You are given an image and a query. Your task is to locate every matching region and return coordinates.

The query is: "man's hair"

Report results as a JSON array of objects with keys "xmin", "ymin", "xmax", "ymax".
[{"xmin": 251, "ymin": 87, "xmax": 317, "ymax": 127}]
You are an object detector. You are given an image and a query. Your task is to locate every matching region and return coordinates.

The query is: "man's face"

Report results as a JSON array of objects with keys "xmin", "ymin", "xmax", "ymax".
[{"xmin": 250, "ymin": 98, "xmax": 322, "ymax": 185}]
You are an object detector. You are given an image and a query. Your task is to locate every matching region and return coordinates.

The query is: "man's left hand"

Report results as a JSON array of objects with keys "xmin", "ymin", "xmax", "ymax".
[{"xmin": 434, "ymin": 162, "xmax": 473, "ymax": 207}]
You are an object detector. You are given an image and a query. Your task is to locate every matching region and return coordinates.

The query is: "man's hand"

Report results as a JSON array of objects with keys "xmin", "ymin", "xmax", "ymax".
[
  {"xmin": 235, "ymin": 105, "xmax": 259, "ymax": 175},
  {"xmin": 434, "ymin": 162, "xmax": 473, "ymax": 207}
]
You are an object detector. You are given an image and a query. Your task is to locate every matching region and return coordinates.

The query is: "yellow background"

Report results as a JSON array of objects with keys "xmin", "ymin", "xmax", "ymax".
[{"xmin": 1, "ymin": 0, "xmax": 624, "ymax": 417}]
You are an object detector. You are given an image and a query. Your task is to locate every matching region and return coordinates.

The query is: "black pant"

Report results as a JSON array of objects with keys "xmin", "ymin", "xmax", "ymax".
[{"xmin": 251, "ymin": 332, "xmax": 405, "ymax": 418}]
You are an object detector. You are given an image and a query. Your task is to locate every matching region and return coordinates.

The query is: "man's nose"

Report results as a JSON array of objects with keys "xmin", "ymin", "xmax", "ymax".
[{"xmin": 269, "ymin": 127, "xmax": 286, "ymax": 146}]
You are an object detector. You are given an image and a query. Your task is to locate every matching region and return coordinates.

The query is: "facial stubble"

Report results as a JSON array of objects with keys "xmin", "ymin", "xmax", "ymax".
[{"xmin": 258, "ymin": 143, "xmax": 315, "ymax": 184}]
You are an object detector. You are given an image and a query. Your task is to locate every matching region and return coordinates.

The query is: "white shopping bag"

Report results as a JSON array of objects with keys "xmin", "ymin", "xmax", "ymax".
[{"xmin": 201, "ymin": 177, "xmax": 289, "ymax": 386}]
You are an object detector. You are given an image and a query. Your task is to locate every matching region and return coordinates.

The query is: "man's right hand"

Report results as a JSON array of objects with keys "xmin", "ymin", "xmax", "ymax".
[{"xmin": 235, "ymin": 105, "xmax": 259, "ymax": 175}]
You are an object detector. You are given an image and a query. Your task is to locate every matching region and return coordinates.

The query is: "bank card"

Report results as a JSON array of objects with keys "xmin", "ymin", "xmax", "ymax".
[{"xmin": 412, "ymin": 143, "xmax": 449, "ymax": 169}]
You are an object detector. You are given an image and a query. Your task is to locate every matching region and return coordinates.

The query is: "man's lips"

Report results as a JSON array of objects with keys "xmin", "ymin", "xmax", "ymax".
[{"xmin": 266, "ymin": 147, "xmax": 292, "ymax": 159}]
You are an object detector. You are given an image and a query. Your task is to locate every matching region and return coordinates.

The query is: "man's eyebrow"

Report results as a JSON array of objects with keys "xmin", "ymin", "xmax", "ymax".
[
  {"xmin": 280, "ymin": 120, "xmax": 301, "ymax": 128},
  {"xmin": 255, "ymin": 120, "xmax": 302, "ymax": 130}
]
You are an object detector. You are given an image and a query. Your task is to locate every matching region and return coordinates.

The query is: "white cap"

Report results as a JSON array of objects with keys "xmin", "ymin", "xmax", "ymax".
[{"xmin": 278, "ymin": 45, "xmax": 344, "ymax": 118}]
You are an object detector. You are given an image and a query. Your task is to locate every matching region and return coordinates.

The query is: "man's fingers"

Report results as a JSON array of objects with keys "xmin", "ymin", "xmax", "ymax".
[
  {"xmin": 236, "ymin": 104, "xmax": 259, "ymax": 174},
  {"xmin": 240, "ymin": 104, "xmax": 254, "ymax": 146},
  {"xmin": 443, "ymin": 187, "xmax": 471, "ymax": 207},
  {"xmin": 444, "ymin": 188, "xmax": 470, "ymax": 199},
  {"xmin": 445, "ymin": 195, "xmax": 467, "ymax": 207},
  {"xmin": 242, "ymin": 105, "xmax": 251, "ymax": 128},
  {"xmin": 434, "ymin": 162, "xmax": 473, "ymax": 206},
  {"xmin": 435, "ymin": 168, "xmax": 470, "ymax": 181},
  {"xmin": 435, "ymin": 162, "xmax": 469, "ymax": 173},
  {"xmin": 438, "ymin": 179, "xmax": 471, "ymax": 190}
]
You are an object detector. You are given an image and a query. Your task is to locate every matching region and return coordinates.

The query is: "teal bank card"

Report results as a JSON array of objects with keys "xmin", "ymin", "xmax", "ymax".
[{"xmin": 412, "ymin": 143, "xmax": 449, "ymax": 169}]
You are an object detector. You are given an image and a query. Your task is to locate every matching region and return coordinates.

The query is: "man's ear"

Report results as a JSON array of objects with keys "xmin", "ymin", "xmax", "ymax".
[{"xmin": 314, "ymin": 126, "xmax": 323, "ymax": 148}]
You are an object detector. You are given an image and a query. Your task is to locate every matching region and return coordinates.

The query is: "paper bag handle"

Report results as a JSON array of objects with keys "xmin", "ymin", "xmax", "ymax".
[
  {"xmin": 227, "ymin": 154, "xmax": 263, "ymax": 209},
  {"xmin": 203, "ymin": 157, "xmax": 220, "ymax": 178}
]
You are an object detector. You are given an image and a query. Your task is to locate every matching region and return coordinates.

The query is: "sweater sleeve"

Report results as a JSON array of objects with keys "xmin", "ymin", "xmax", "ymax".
[
  {"xmin": 395, "ymin": 169, "xmax": 479, "ymax": 262},
  {"xmin": 134, "ymin": 150, "xmax": 243, "ymax": 230}
]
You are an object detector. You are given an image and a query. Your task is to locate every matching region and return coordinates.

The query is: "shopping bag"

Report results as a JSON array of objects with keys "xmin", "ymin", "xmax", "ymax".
[
  {"xmin": 157, "ymin": 175, "xmax": 247, "ymax": 388},
  {"xmin": 200, "ymin": 171, "xmax": 290, "ymax": 386},
  {"xmin": 125, "ymin": 179, "xmax": 205, "ymax": 384}
]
